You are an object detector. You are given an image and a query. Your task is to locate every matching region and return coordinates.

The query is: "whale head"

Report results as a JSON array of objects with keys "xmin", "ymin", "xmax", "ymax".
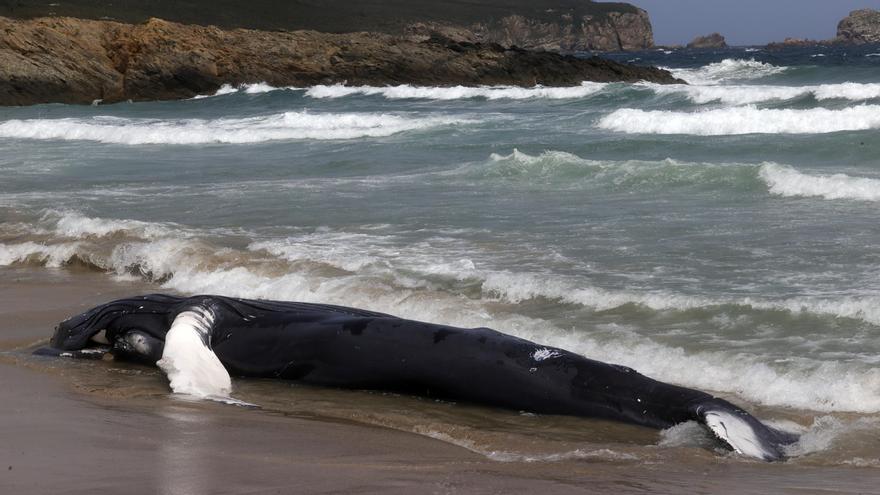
[{"xmin": 50, "ymin": 293, "xmax": 186, "ymax": 351}]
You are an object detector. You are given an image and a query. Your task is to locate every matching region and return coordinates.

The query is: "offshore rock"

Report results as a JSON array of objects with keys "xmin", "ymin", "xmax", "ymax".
[
  {"xmin": 764, "ymin": 37, "xmax": 826, "ymax": 50},
  {"xmin": 687, "ymin": 33, "xmax": 728, "ymax": 49},
  {"xmin": 0, "ymin": 16, "xmax": 682, "ymax": 106},
  {"xmin": 836, "ymin": 9, "xmax": 880, "ymax": 45}
]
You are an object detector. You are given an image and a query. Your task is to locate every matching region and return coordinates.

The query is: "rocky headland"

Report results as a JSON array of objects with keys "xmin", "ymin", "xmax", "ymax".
[
  {"xmin": 1, "ymin": 0, "xmax": 655, "ymax": 52},
  {"xmin": 0, "ymin": 16, "xmax": 682, "ymax": 106}
]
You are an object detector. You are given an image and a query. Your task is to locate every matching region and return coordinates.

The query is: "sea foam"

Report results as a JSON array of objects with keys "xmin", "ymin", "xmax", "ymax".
[
  {"xmin": 597, "ymin": 105, "xmax": 880, "ymax": 135},
  {"xmin": 668, "ymin": 58, "xmax": 788, "ymax": 85},
  {"xmin": 0, "ymin": 112, "xmax": 468, "ymax": 144},
  {"xmin": 5, "ymin": 210, "xmax": 880, "ymax": 413},
  {"xmin": 193, "ymin": 78, "xmax": 880, "ymax": 108},
  {"xmin": 759, "ymin": 163, "xmax": 880, "ymax": 202},
  {"xmin": 193, "ymin": 82, "xmax": 292, "ymax": 98},
  {"xmin": 305, "ymin": 82, "xmax": 609, "ymax": 100},
  {"xmin": 646, "ymin": 82, "xmax": 880, "ymax": 106}
]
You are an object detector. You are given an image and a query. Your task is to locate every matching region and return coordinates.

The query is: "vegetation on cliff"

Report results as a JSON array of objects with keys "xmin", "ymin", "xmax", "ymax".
[{"xmin": 0, "ymin": 0, "xmax": 655, "ymax": 51}]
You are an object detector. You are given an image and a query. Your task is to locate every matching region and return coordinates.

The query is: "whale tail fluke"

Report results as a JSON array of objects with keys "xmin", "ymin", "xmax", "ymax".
[{"xmin": 693, "ymin": 399, "xmax": 798, "ymax": 461}]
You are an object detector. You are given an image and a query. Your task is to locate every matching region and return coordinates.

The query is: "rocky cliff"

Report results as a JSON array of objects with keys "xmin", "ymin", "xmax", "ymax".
[
  {"xmin": 0, "ymin": 0, "xmax": 655, "ymax": 52},
  {"xmin": 0, "ymin": 16, "xmax": 681, "ymax": 106},
  {"xmin": 408, "ymin": 9, "xmax": 654, "ymax": 52},
  {"xmin": 836, "ymin": 9, "xmax": 880, "ymax": 44}
]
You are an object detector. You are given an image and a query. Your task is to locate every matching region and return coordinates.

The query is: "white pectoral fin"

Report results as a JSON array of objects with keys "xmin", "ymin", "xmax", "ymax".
[{"xmin": 157, "ymin": 307, "xmax": 232, "ymax": 399}]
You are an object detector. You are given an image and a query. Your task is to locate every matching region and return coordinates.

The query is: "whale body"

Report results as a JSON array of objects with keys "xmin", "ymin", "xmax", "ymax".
[{"xmin": 37, "ymin": 294, "xmax": 798, "ymax": 461}]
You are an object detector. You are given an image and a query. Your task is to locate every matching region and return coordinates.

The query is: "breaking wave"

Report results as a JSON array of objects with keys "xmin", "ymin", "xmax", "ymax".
[
  {"xmin": 472, "ymin": 150, "xmax": 880, "ymax": 203},
  {"xmin": 597, "ymin": 105, "xmax": 880, "ymax": 135},
  {"xmin": 194, "ymin": 81, "xmax": 611, "ymax": 100},
  {"xmin": 3, "ymin": 210, "xmax": 880, "ymax": 414},
  {"xmin": 304, "ymin": 82, "xmax": 610, "ymax": 100},
  {"xmin": 647, "ymin": 82, "xmax": 880, "ymax": 106},
  {"xmin": 465, "ymin": 149, "xmax": 764, "ymax": 192},
  {"xmin": 190, "ymin": 78, "xmax": 880, "ymax": 109},
  {"xmin": 668, "ymin": 58, "xmax": 789, "ymax": 85},
  {"xmin": 192, "ymin": 82, "xmax": 284, "ymax": 98},
  {"xmin": 0, "ymin": 112, "xmax": 468, "ymax": 144},
  {"xmin": 759, "ymin": 163, "xmax": 880, "ymax": 202}
]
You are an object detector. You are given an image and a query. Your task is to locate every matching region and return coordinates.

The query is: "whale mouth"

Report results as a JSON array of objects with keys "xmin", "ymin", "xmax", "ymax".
[{"xmin": 45, "ymin": 294, "xmax": 184, "ymax": 351}]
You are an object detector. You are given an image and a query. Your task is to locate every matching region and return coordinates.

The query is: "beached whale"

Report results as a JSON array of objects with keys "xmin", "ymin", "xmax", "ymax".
[{"xmin": 36, "ymin": 294, "xmax": 797, "ymax": 461}]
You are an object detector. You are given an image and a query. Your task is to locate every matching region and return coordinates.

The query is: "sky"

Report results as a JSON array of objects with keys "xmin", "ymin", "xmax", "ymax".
[{"xmin": 621, "ymin": 0, "xmax": 880, "ymax": 46}]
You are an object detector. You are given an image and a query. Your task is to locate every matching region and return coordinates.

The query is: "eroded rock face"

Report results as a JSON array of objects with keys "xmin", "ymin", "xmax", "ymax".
[
  {"xmin": 407, "ymin": 10, "xmax": 654, "ymax": 52},
  {"xmin": 0, "ymin": 16, "xmax": 681, "ymax": 106},
  {"xmin": 686, "ymin": 33, "xmax": 727, "ymax": 49},
  {"xmin": 836, "ymin": 9, "xmax": 880, "ymax": 44},
  {"xmin": 2, "ymin": 1, "xmax": 656, "ymax": 53}
]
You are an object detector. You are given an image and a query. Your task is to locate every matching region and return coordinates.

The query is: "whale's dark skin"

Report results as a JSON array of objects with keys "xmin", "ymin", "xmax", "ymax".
[{"xmin": 38, "ymin": 294, "xmax": 797, "ymax": 460}]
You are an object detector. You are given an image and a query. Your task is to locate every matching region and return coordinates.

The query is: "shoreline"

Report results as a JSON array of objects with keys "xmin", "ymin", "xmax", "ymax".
[{"xmin": 1, "ymin": 266, "xmax": 878, "ymax": 493}]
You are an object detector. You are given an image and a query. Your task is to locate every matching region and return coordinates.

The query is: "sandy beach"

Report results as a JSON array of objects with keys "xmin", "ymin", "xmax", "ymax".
[
  {"xmin": 0, "ymin": 265, "xmax": 877, "ymax": 494},
  {"xmin": 3, "ymin": 1, "xmax": 879, "ymax": 492}
]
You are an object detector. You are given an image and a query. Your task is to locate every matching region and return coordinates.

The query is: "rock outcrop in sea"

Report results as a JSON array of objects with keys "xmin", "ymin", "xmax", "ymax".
[
  {"xmin": 686, "ymin": 33, "xmax": 728, "ymax": 49},
  {"xmin": 836, "ymin": 9, "xmax": 880, "ymax": 45},
  {"xmin": 0, "ymin": 16, "xmax": 682, "ymax": 107},
  {"xmin": 0, "ymin": 0, "xmax": 655, "ymax": 52}
]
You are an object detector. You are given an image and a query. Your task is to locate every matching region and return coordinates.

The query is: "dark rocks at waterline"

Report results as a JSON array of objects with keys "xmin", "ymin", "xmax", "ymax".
[
  {"xmin": 0, "ymin": 16, "xmax": 683, "ymax": 106},
  {"xmin": 764, "ymin": 37, "xmax": 828, "ymax": 50}
]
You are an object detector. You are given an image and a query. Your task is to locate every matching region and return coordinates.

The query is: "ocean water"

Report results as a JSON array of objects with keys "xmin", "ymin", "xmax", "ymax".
[{"xmin": 2, "ymin": 44, "xmax": 879, "ymax": 465}]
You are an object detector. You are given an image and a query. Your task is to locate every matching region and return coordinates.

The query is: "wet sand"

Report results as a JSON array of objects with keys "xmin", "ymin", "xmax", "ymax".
[{"xmin": 0, "ymin": 266, "xmax": 877, "ymax": 494}]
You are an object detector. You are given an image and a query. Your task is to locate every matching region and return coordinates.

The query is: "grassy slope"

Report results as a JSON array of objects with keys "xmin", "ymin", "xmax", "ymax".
[{"xmin": 0, "ymin": 0, "xmax": 639, "ymax": 32}]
